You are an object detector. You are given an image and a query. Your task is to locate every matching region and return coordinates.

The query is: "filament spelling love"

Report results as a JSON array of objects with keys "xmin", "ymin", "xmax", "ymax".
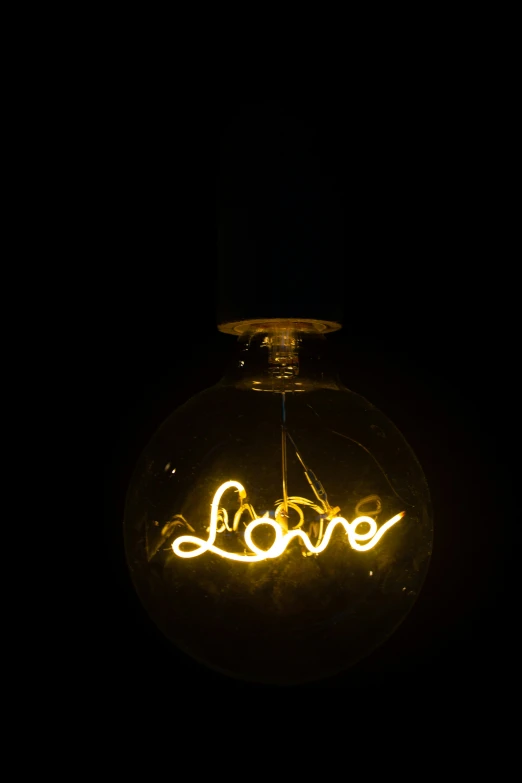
[{"xmin": 172, "ymin": 481, "xmax": 405, "ymax": 562}]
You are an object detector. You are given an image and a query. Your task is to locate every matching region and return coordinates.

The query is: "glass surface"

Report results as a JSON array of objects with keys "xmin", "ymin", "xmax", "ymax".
[{"xmin": 124, "ymin": 324, "xmax": 433, "ymax": 684}]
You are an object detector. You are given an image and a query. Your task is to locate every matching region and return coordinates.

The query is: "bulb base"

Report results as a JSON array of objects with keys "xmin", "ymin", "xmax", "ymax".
[{"xmin": 217, "ymin": 317, "xmax": 342, "ymax": 336}]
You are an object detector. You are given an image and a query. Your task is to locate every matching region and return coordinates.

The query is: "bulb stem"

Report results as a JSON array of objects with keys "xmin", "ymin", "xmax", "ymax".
[{"xmin": 280, "ymin": 392, "xmax": 289, "ymax": 530}]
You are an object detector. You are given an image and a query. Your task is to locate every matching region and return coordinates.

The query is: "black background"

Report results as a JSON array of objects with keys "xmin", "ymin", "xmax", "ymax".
[{"xmin": 103, "ymin": 98, "xmax": 509, "ymax": 692}]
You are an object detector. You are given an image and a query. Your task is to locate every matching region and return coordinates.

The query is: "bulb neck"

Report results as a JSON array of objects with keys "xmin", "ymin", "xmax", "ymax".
[{"xmin": 219, "ymin": 318, "xmax": 342, "ymax": 392}]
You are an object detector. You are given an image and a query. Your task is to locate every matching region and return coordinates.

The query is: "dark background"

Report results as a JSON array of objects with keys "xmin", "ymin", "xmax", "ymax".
[{"xmin": 103, "ymin": 98, "xmax": 509, "ymax": 692}]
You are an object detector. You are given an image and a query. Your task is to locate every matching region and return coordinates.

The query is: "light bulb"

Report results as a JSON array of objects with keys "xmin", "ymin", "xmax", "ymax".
[{"xmin": 124, "ymin": 319, "xmax": 433, "ymax": 684}]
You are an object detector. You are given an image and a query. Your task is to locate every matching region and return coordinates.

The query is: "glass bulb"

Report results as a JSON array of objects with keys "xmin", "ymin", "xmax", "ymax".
[{"xmin": 124, "ymin": 320, "xmax": 433, "ymax": 684}]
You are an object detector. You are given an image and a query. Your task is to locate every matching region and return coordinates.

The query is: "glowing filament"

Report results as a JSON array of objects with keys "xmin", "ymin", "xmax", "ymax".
[{"xmin": 172, "ymin": 481, "xmax": 405, "ymax": 562}]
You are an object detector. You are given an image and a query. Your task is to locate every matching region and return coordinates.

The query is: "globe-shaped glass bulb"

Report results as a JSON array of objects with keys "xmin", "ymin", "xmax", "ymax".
[{"xmin": 124, "ymin": 320, "xmax": 433, "ymax": 684}]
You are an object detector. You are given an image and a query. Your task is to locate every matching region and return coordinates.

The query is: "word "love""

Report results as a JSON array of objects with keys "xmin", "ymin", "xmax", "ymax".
[{"xmin": 172, "ymin": 481, "xmax": 405, "ymax": 563}]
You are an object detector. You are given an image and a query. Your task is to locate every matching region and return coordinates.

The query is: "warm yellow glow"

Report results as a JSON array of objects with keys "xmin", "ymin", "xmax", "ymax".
[{"xmin": 172, "ymin": 481, "xmax": 405, "ymax": 562}]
